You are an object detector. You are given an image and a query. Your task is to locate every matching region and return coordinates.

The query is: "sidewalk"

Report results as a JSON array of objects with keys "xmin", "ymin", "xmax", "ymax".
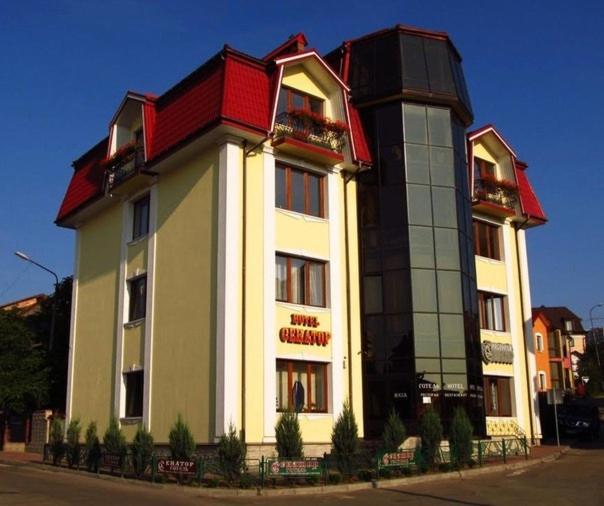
[{"xmin": 0, "ymin": 445, "xmax": 570, "ymax": 498}]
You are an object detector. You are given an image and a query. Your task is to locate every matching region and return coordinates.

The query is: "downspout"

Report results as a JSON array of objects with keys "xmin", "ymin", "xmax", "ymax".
[
  {"xmin": 514, "ymin": 216, "xmax": 535, "ymax": 445},
  {"xmin": 343, "ymin": 168, "xmax": 356, "ymax": 409}
]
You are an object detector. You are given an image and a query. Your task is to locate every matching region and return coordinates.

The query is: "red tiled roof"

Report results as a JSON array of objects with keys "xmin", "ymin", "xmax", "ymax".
[
  {"xmin": 57, "ymin": 36, "xmax": 373, "ymax": 225},
  {"xmin": 515, "ymin": 161, "xmax": 547, "ymax": 223},
  {"xmin": 56, "ymin": 138, "xmax": 108, "ymax": 221}
]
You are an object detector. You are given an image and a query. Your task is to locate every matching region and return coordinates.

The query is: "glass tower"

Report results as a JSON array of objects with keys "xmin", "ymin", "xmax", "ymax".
[{"xmin": 328, "ymin": 27, "xmax": 484, "ymax": 436}]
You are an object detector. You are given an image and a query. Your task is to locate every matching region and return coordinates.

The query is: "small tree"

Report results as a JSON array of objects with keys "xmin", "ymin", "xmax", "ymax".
[
  {"xmin": 218, "ymin": 423, "xmax": 246, "ymax": 483},
  {"xmin": 382, "ymin": 408, "xmax": 407, "ymax": 453},
  {"xmin": 103, "ymin": 416, "xmax": 127, "ymax": 458},
  {"xmin": 275, "ymin": 410, "xmax": 303, "ymax": 459},
  {"xmin": 168, "ymin": 414, "xmax": 195, "ymax": 460},
  {"xmin": 331, "ymin": 400, "xmax": 358, "ymax": 476},
  {"xmin": 84, "ymin": 421, "xmax": 101, "ymax": 472},
  {"xmin": 419, "ymin": 407, "xmax": 443, "ymax": 468},
  {"xmin": 49, "ymin": 417, "xmax": 65, "ymax": 465},
  {"xmin": 65, "ymin": 418, "xmax": 81, "ymax": 468},
  {"xmin": 131, "ymin": 424, "xmax": 154, "ymax": 476},
  {"xmin": 449, "ymin": 407, "xmax": 473, "ymax": 469}
]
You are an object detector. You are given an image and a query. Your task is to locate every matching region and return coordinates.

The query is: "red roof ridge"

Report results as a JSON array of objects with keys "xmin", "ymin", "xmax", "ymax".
[{"xmin": 263, "ymin": 33, "xmax": 308, "ymax": 61}]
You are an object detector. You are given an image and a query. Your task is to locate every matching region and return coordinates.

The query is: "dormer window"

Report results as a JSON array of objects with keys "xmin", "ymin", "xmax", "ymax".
[{"xmin": 278, "ymin": 87, "xmax": 323, "ymax": 116}]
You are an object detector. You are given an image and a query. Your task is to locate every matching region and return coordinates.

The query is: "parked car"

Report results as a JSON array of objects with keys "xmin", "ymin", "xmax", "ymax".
[{"xmin": 557, "ymin": 400, "xmax": 601, "ymax": 439}]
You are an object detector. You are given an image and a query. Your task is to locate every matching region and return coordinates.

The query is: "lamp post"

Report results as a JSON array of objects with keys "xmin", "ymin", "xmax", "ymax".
[
  {"xmin": 14, "ymin": 251, "xmax": 59, "ymax": 351},
  {"xmin": 589, "ymin": 303, "xmax": 603, "ymax": 368}
]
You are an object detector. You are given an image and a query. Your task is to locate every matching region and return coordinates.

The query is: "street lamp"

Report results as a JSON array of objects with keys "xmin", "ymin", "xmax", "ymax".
[
  {"xmin": 14, "ymin": 251, "xmax": 59, "ymax": 351},
  {"xmin": 589, "ymin": 303, "xmax": 603, "ymax": 367}
]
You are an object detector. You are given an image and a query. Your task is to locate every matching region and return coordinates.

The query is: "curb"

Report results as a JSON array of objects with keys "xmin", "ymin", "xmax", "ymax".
[{"xmin": 0, "ymin": 448, "xmax": 568, "ymax": 498}]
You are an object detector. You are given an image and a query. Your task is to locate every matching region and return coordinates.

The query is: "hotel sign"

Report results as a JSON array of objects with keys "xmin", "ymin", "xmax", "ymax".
[
  {"xmin": 482, "ymin": 341, "xmax": 514, "ymax": 365},
  {"xmin": 157, "ymin": 458, "xmax": 197, "ymax": 475},
  {"xmin": 279, "ymin": 314, "xmax": 331, "ymax": 346}
]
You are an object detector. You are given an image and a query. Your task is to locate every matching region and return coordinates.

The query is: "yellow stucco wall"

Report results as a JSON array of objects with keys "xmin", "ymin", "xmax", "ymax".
[
  {"xmin": 151, "ymin": 147, "xmax": 219, "ymax": 443},
  {"xmin": 126, "ymin": 237, "xmax": 148, "ymax": 276},
  {"xmin": 123, "ymin": 322, "xmax": 145, "ymax": 370},
  {"xmin": 275, "ymin": 210, "xmax": 330, "ymax": 259},
  {"xmin": 71, "ymin": 205, "xmax": 122, "ymax": 433},
  {"xmin": 475, "ymin": 256, "xmax": 507, "ymax": 293}
]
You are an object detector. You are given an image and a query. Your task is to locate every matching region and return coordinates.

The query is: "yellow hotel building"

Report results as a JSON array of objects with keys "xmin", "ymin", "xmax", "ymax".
[{"xmin": 57, "ymin": 26, "xmax": 547, "ymax": 451}]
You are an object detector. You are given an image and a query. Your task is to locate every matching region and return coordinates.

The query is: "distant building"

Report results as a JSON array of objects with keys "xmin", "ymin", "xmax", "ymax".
[
  {"xmin": 532, "ymin": 306, "xmax": 585, "ymax": 390},
  {"xmin": 0, "ymin": 294, "xmax": 46, "ymax": 317}
]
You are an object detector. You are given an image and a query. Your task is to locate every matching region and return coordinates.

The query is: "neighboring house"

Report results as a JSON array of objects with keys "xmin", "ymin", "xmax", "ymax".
[
  {"xmin": 468, "ymin": 126, "xmax": 546, "ymax": 439},
  {"xmin": 532, "ymin": 306, "xmax": 584, "ymax": 390},
  {"xmin": 0, "ymin": 294, "xmax": 46, "ymax": 451},
  {"xmin": 56, "ymin": 24, "xmax": 547, "ymax": 451}
]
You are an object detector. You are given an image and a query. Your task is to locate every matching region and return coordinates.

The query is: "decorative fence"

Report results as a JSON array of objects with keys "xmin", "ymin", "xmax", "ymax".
[{"xmin": 43, "ymin": 436, "xmax": 529, "ymax": 488}]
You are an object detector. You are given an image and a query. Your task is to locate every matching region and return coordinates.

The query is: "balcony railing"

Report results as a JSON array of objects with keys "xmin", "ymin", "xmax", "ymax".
[
  {"xmin": 274, "ymin": 110, "xmax": 347, "ymax": 153},
  {"xmin": 103, "ymin": 143, "xmax": 145, "ymax": 192},
  {"xmin": 474, "ymin": 175, "xmax": 518, "ymax": 209}
]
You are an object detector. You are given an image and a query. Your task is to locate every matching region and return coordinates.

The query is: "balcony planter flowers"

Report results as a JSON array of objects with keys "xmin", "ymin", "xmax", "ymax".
[
  {"xmin": 275, "ymin": 109, "xmax": 348, "ymax": 152},
  {"xmin": 479, "ymin": 173, "xmax": 518, "ymax": 191},
  {"xmin": 100, "ymin": 142, "xmax": 137, "ymax": 170}
]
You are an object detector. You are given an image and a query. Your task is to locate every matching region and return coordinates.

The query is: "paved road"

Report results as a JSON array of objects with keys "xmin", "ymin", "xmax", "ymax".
[{"xmin": 1, "ymin": 444, "xmax": 603, "ymax": 505}]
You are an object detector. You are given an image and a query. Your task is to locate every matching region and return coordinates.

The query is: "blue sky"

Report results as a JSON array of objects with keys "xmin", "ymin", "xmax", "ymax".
[{"xmin": 0, "ymin": 0, "xmax": 602, "ymax": 324}]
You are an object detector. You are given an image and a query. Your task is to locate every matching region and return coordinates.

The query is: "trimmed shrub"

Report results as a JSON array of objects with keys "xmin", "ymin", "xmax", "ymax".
[
  {"xmin": 65, "ymin": 419, "xmax": 81, "ymax": 468},
  {"xmin": 131, "ymin": 424, "xmax": 154, "ymax": 476},
  {"xmin": 449, "ymin": 407, "xmax": 473, "ymax": 469},
  {"xmin": 49, "ymin": 418, "xmax": 65, "ymax": 465},
  {"xmin": 103, "ymin": 416, "xmax": 127, "ymax": 459},
  {"xmin": 418, "ymin": 407, "xmax": 442, "ymax": 469},
  {"xmin": 331, "ymin": 399, "xmax": 358, "ymax": 476},
  {"xmin": 382, "ymin": 408, "xmax": 406, "ymax": 453},
  {"xmin": 239, "ymin": 473, "xmax": 254, "ymax": 489},
  {"xmin": 275, "ymin": 410, "xmax": 303, "ymax": 459},
  {"xmin": 218, "ymin": 423, "xmax": 246, "ymax": 483},
  {"xmin": 168, "ymin": 414, "xmax": 195, "ymax": 460},
  {"xmin": 84, "ymin": 421, "xmax": 101, "ymax": 472}
]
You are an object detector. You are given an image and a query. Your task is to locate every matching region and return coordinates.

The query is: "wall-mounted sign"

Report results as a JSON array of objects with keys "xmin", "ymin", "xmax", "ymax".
[
  {"xmin": 482, "ymin": 341, "xmax": 514, "ymax": 365},
  {"xmin": 157, "ymin": 458, "xmax": 197, "ymax": 475},
  {"xmin": 279, "ymin": 314, "xmax": 331, "ymax": 346}
]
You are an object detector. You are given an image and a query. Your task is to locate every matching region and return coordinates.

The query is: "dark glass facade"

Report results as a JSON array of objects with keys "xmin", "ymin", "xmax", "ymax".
[{"xmin": 334, "ymin": 27, "xmax": 484, "ymax": 436}]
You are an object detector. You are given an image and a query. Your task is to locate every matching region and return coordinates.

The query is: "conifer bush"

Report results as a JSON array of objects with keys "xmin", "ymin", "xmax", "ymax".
[
  {"xmin": 275, "ymin": 410, "xmax": 303, "ymax": 459},
  {"xmin": 65, "ymin": 418, "xmax": 81, "ymax": 468},
  {"xmin": 168, "ymin": 414, "xmax": 195, "ymax": 460},
  {"xmin": 49, "ymin": 418, "xmax": 65, "ymax": 465},
  {"xmin": 449, "ymin": 407, "xmax": 473, "ymax": 469},
  {"xmin": 382, "ymin": 408, "xmax": 407, "ymax": 453},
  {"xmin": 218, "ymin": 423, "xmax": 246, "ymax": 483},
  {"xmin": 131, "ymin": 424, "xmax": 154, "ymax": 476},
  {"xmin": 84, "ymin": 421, "xmax": 101, "ymax": 472},
  {"xmin": 331, "ymin": 400, "xmax": 358, "ymax": 476},
  {"xmin": 418, "ymin": 407, "xmax": 442, "ymax": 468},
  {"xmin": 103, "ymin": 416, "xmax": 127, "ymax": 458}
]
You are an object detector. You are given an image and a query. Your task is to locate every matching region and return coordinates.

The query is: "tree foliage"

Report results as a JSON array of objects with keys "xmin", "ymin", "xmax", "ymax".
[
  {"xmin": 0, "ymin": 310, "xmax": 49, "ymax": 414},
  {"xmin": 419, "ymin": 407, "xmax": 443, "ymax": 468},
  {"xmin": 168, "ymin": 414, "xmax": 195, "ymax": 460},
  {"xmin": 449, "ymin": 407, "xmax": 473, "ymax": 468},
  {"xmin": 382, "ymin": 408, "xmax": 407, "ymax": 452},
  {"xmin": 218, "ymin": 423, "xmax": 246, "ymax": 483},
  {"xmin": 331, "ymin": 399, "xmax": 359, "ymax": 476},
  {"xmin": 84, "ymin": 421, "xmax": 101, "ymax": 472},
  {"xmin": 65, "ymin": 418, "xmax": 81, "ymax": 468},
  {"xmin": 103, "ymin": 416, "xmax": 127, "ymax": 456},
  {"xmin": 275, "ymin": 410, "xmax": 303, "ymax": 459},
  {"xmin": 49, "ymin": 417, "xmax": 65, "ymax": 465},
  {"xmin": 131, "ymin": 424, "xmax": 154, "ymax": 476}
]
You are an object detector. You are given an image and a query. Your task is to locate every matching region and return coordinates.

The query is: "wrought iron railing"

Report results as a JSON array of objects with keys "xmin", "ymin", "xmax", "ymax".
[
  {"xmin": 274, "ymin": 111, "xmax": 347, "ymax": 153},
  {"xmin": 474, "ymin": 177, "xmax": 517, "ymax": 209},
  {"xmin": 103, "ymin": 144, "xmax": 145, "ymax": 192}
]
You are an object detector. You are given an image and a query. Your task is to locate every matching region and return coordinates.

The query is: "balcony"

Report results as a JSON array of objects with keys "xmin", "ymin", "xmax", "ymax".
[
  {"xmin": 103, "ymin": 142, "xmax": 145, "ymax": 193},
  {"xmin": 272, "ymin": 110, "xmax": 347, "ymax": 165},
  {"xmin": 473, "ymin": 175, "xmax": 518, "ymax": 217}
]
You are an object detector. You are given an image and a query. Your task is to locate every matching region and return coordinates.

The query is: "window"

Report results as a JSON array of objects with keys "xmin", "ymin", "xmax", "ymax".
[
  {"xmin": 132, "ymin": 194, "xmax": 150, "ymax": 240},
  {"xmin": 277, "ymin": 87, "xmax": 323, "ymax": 116},
  {"xmin": 124, "ymin": 370, "xmax": 144, "ymax": 418},
  {"xmin": 536, "ymin": 333, "xmax": 544, "ymax": 352},
  {"xmin": 128, "ymin": 276, "xmax": 147, "ymax": 321},
  {"xmin": 276, "ymin": 254, "xmax": 325, "ymax": 307},
  {"xmin": 484, "ymin": 376, "xmax": 512, "ymax": 416},
  {"xmin": 275, "ymin": 164, "xmax": 325, "ymax": 217},
  {"xmin": 276, "ymin": 360, "xmax": 327, "ymax": 413},
  {"xmin": 478, "ymin": 291, "xmax": 506, "ymax": 331},
  {"xmin": 474, "ymin": 157, "xmax": 495, "ymax": 181},
  {"xmin": 564, "ymin": 319, "xmax": 574, "ymax": 332},
  {"xmin": 538, "ymin": 372, "xmax": 547, "ymax": 391},
  {"xmin": 473, "ymin": 220, "xmax": 501, "ymax": 260}
]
